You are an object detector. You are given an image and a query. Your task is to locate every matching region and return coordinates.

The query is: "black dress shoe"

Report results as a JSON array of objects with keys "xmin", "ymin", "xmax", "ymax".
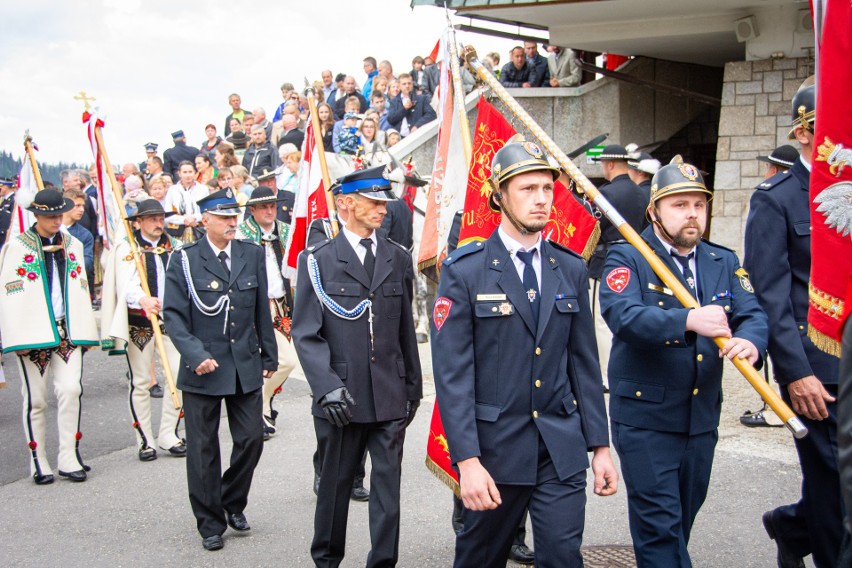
[
  {"xmin": 165, "ymin": 442, "xmax": 187, "ymax": 457},
  {"xmin": 762, "ymin": 511, "xmax": 805, "ymax": 568},
  {"xmin": 227, "ymin": 512, "xmax": 250, "ymax": 531},
  {"xmin": 313, "ymin": 474, "xmax": 320, "ymax": 496},
  {"xmin": 509, "ymin": 543, "xmax": 535, "ymax": 565},
  {"xmin": 740, "ymin": 410, "xmax": 770, "ymax": 427},
  {"xmin": 202, "ymin": 534, "xmax": 224, "ymax": 551},
  {"xmin": 58, "ymin": 469, "xmax": 87, "ymax": 482},
  {"xmin": 263, "ymin": 429, "xmax": 271, "ymax": 442},
  {"xmin": 138, "ymin": 447, "xmax": 157, "ymax": 462},
  {"xmin": 351, "ymin": 484, "xmax": 370, "ymax": 501},
  {"xmin": 149, "ymin": 384, "xmax": 164, "ymax": 398},
  {"xmin": 263, "ymin": 414, "xmax": 277, "ymax": 430},
  {"xmin": 33, "ymin": 473, "xmax": 54, "ymax": 485}
]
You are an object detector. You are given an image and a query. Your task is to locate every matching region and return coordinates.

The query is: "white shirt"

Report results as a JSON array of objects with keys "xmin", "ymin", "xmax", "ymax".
[
  {"xmin": 50, "ymin": 256, "xmax": 65, "ymax": 319},
  {"xmin": 206, "ymin": 238, "xmax": 233, "ymax": 271},
  {"xmin": 260, "ymin": 227, "xmax": 286, "ymax": 299},
  {"xmin": 342, "ymin": 226, "xmax": 376, "ymax": 265},
  {"xmin": 497, "ymin": 226, "xmax": 542, "ymax": 287},
  {"xmin": 655, "ymin": 232, "xmax": 699, "ymax": 299},
  {"xmin": 800, "ymin": 155, "xmax": 812, "ymax": 171},
  {"xmin": 163, "ymin": 182, "xmax": 209, "ymax": 226},
  {"xmin": 126, "ymin": 235, "xmax": 167, "ymax": 308}
]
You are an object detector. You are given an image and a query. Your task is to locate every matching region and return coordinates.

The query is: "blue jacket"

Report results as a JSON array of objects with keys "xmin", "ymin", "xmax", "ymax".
[
  {"xmin": 432, "ymin": 232, "xmax": 609, "ymax": 485},
  {"xmin": 744, "ymin": 159, "xmax": 839, "ymax": 385},
  {"xmin": 66, "ymin": 223, "xmax": 94, "ymax": 273},
  {"xmin": 601, "ymin": 227, "xmax": 768, "ymax": 435},
  {"xmin": 386, "ymin": 92, "xmax": 437, "ymax": 133}
]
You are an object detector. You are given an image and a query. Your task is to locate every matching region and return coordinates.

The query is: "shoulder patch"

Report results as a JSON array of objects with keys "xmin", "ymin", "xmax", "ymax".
[
  {"xmin": 700, "ymin": 238, "xmax": 736, "ymax": 255},
  {"xmin": 237, "ymin": 237, "xmax": 261, "ymax": 246},
  {"xmin": 307, "ymin": 238, "xmax": 333, "ymax": 253},
  {"xmin": 546, "ymin": 239, "xmax": 584, "ymax": 260},
  {"xmin": 756, "ymin": 170, "xmax": 791, "ymax": 191},
  {"xmin": 174, "ymin": 240, "xmax": 198, "ymax": 251},
  {"xmin": 443, "ymin": 240, "xmax": 484, "ymax": 265},
  {"xmin": 386, "ymin": 238, "xmax": 410, "ymax": 252}
]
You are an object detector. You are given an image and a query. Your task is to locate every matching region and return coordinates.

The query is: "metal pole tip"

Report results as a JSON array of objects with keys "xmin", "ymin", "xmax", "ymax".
[{"xmin": 785, "ymin": 417, "xmax": 808, "ymax": 439}]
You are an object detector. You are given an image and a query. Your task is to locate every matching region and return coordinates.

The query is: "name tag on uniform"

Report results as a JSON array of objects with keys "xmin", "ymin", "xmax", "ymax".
[
  {"xmin": 647, "ymin": 283, "xmax": 673, "ymax": 295},
  {"xmin": 476, "ymin": 293, "xmax": 506, "ymax": 301}
]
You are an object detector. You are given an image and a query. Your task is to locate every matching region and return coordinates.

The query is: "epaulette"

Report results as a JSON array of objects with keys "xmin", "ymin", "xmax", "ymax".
[
  {"xmin": 237, "ymin": 237, "xmax": 261, "ymax": 246},
  {"xmin": 174, "ymin": 240, "xmax": 198, "ymax": 251},
  {"xmin": 755, "ymin": 170, "xmax": 791, "ymax": 191},
  {"xmin": 443, "ymin": 240, "xmax": 485, "ymax": 265},
  {"xmin": 305, "ymin": 238, "xmax": 333, "ymax": 253},
  {"xmin": 386, "ymin": 237, "xmax": 410, "ymax": 253},
  {"xmin": 700, "ymin": 238, "xmax": 736, "ymax": 255},
  {"xmin": 546, "ymin": 239, "xmax": 584, "ymax": 260}
]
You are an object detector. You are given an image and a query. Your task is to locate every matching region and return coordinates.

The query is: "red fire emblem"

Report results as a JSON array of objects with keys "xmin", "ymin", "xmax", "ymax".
[
  {"xmin": 433, "ymin": 297, "xmax": 453, "ymax": 331},
  {"xmin": 606, "ymin": 267, "xmax": 631, "ymax": 293}
]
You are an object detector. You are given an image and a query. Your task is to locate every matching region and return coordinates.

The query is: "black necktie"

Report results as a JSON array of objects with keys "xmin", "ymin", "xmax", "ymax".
[
  {"xmin": 218, "ymin": 250, "xmax": 230, "ymax": 277},
  {"xmin": 517, "ymin": 250, "xmax": 539, "ymax": 328},
  {"xmin": 360, "ymin": 238, "xmax": 375, "ymax": 280},
  {"xmin": 671, "ymin": 251, "xmax": 696, "ymax": 298}
]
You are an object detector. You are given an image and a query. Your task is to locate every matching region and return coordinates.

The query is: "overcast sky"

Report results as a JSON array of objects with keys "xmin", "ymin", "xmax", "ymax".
[{"xmin": 0, "ymin": 0, "xmax": 518, "ymax": 168}]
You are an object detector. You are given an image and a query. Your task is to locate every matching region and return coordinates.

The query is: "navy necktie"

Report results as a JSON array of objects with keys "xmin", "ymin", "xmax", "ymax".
[
  {"xmin": 517, "ymin": 250, "xmax": 539, "ymax": 328},
  {"xmin": 360, "ymin": 238, "xmax": 375, "ymax": 280},
  {"xmin": 671, "ymin": 251, "xmax": 696, "ymax": 298},
  {"xmin": 218, "ymin": 251, "xmax": 230, "ymax": 277}
]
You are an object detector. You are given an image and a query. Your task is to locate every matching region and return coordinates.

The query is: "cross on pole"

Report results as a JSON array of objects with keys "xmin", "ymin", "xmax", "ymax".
[{"xmin": 73, "ymin": 91, "xmax": 96, "ymax": 111}]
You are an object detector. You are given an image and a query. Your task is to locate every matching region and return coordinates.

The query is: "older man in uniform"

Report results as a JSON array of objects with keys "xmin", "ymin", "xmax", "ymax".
[
  {"xmin": 292, "ymin": 166, "xmax": 423, "ymax": 567},
  {"xmin": 101, "ymin": 199, "xmax": 185, "ymax": 461},
  {"xmin": 432, "ymin": 140, "xmax": 618, "ymax": 568},
  {"xmin": 745, "ymin": 82, "xmax": 843, "ymax": 568},
  {"xmin": 163, "ymin": 188, "xmax": 278, "ymax": 551},
  {"xmin": 0, "ymin": 190, "xmax": 100, "ymax": 484},
  {"xmin": 601, "ymin": 158, "xmax": 768, "ymax": 567},
  {"xmin": 235, "ymin": 187, "xmax": 298, "ymax": 440}
]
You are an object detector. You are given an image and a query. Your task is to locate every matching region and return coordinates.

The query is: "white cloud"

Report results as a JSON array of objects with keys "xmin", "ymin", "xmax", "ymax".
[{"xmin": 1, "ymin": 0, "xmax": 516, "ymax": 169}]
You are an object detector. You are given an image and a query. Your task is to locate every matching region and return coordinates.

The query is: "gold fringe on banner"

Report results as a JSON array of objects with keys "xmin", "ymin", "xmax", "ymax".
[
  {"xmin": 425, "ymin": 456, "xmax": 460, "ymax": 497},
  {"xmin": 808, "ymin": 325, "xmax": 843, "ymax": 358},
  {"xmin": 580, "ymin": 222, "xmax": 601, "ymax": 262}
]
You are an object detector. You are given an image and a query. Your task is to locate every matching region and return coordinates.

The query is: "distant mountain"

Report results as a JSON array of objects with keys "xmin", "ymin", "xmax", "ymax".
[{"xmin": 0, "ymin": 150, "xmax": 86, "ymax": 187}]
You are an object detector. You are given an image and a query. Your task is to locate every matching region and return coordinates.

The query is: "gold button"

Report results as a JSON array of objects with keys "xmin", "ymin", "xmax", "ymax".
[
  {"xmin": 724, "ymin": 305, "xmax": 730, "ymax": 312},
  {"xmin": 658, "ymin": 301, "xmax": 664, "ymax": 306},
  {"xmin": 798, "ymin": 325, "xmax": 804, "ymax": 330},
  {"xmin": 492, "ymin": 307, "xmax": 498, "ymax": 312},
  {"xmin": 567, "ymin": 303, "xmax": 572, "ymax": 308},
  {"xmin": 573, "ymin": 399, "xmax": 577, "ymax": 406},
  {"xmin": 674, "ymin": 340, "xmax": 680, "ymax": 344},
  {"xmin": 697, "ymin": 354, "xmax": 703, "ymax": 362},
  {"xmin": 665, "ymin": 341, "xmax": 670, "ymax": 345},
  {"xmin": 693, "ymin": 388, "xmax": 699, "ymax": 395},
  {"xmin": 535, "ymin": 347, "xmax": 541, "ymax": 355},
  {"xmin": 533, "ymin": 411, "xmax": 539, "ymax": 418},
  {"xmin": 635, "ymin": 391, "xmax": 642, "ymax": 397},
  {"xmin": 535, "ymin": 380, "xmax": 541, "ymax": 388}
]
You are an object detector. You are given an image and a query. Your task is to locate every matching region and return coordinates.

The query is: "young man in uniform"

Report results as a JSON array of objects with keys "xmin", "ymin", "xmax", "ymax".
[
  {"xmin": 163, "ymin": 188, "xmax": 278, "ymax": 551},
  {"xmin": 0, "ymin": 189, "xmax": 100, "ymax": 484},
  {"xmin": 235, "ymin": 187, "xmax": 298, "ymax": 440},
  {"xmin": 432, "ymin": 139, "xmax": 618, "ymax": 567},
  {"xmin": 101, "ymin": 199, "xmax": 185, "ymax": 461},
  {"xmin": 600, "ymin": 158, "xmax": 768, "ymax": 567},
  {"xmin": 292, "ymin": 166, "xmax": 423, "ymax": 567}
]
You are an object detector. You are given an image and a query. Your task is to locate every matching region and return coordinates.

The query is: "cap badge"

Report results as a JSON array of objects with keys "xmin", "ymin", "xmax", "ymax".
[
  {"xmin": 678, "ymin": 163, "xmax": 699, "ymax": 181},
  {"xmin": 225, "ymin": 189, "xmax": 233, "ymax": 199},
  {"xmin": 523, "ymin": 142, "xmax": 543, "ymax": 159}
]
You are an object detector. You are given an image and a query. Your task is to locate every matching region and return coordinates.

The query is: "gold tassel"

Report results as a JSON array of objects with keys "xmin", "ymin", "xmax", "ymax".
[
  {"xmin": 807, "ymin": 325, "xmax": 843, "ymax": 358},
  {"xmin": 581, "ymin": 222, "xmax": 601, "ymax": 262},
  {"xmin": 424, "ymin": 456, "xmax": 460, "ymax": 497}
]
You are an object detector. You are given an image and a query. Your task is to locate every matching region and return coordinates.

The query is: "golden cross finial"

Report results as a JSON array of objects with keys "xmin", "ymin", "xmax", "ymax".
[{"xmin": 73, "ymin": 91, "xmax": 96, "ymax": 111}]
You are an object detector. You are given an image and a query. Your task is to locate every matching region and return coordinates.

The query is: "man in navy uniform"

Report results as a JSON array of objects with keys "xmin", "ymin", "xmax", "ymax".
[
  {"xmin": 601, "ymin": 157, "xmax": 768, "ymax": 567},
  {"xmin": 432, "ymin": 139, "xmax": 618, "ymax": 568},
  {"xmin": 163, "ymin": 188, "xmax": 278, "ymax": 551},
  {"xmin": 292, "ymin": 165, "xmax": 422, "ymax": 568},
  {"xmin": 745, "ymin": 81, "xmax": 843, "ymax": 568}
]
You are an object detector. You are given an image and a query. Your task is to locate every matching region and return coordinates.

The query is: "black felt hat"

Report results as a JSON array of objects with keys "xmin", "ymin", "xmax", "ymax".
[
  {"xmin": 26, "ymin": 189, "xmax": 74, "ymax": 216},
  {"xmin": 127, "ymin": 199, "xmax": 166, "ymax": 220}
]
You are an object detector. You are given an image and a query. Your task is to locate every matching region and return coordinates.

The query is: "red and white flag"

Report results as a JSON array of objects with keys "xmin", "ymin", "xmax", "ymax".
[
  {"xmin": 82, "ymin": 109, "xmax": 125, "ymax": 246},
  {"xmin": 284, "ymin": 121, "xmax": 329, "ymax": 281},
  {"xmin": 11, "ymin": 150, "xmax": 39, "ymax": 239},
  {"xmin": 417, "ymin": 30, "xmax": 469, "ymax": 281}
]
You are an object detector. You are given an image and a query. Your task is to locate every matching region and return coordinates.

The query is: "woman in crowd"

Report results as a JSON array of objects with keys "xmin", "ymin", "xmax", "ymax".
[
  {"xmin": 387, "ymin": 79, "xmax": 401, "ymax": 99},
  {"xmin": 386, "ymin": 128, "xmax": 401, "ymax": 148},
  {"xmin": 358, "ymin": 118, "xmax": 383, "ymax": 154},
  {"xmin": 230, "ymin": 165, "xmax": 256, "ymax": 201},
  {"xmin": 200, "ymin": 124, "xmax": 223, "ymax": 161},
  {"xmin": 277, "ymin": 151, "xmax": 300, "ymax": 195},
  {"xmin": 195, "ymin": 154, "xmax": 217, "ymax": 185},
  {"xmin": 146, "ymin": 176, "xmax": 168, "ymax": 207},
  {"xmin": 214, "ymin": 143, "xmax": 240, "ymax": 169},
  {"xmin": 317, "ymin": 102, "xmax": 336, "ymax": 153}
]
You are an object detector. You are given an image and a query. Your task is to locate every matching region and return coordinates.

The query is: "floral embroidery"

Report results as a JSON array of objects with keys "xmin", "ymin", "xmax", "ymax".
[
  {"xmin": 67, "ymin": 254, "xmax": 81, "ymax": 280},
  {"xmin": 17, "ymin": 253, "xmax": 41, "ymax": 283}
]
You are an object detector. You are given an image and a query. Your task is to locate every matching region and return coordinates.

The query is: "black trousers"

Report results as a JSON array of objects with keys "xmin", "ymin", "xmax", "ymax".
[
  {"xmin": 313, "ymin": 443, "xmax": 368, "ymax": 486},
  {"xmin": 312, "ymin": 417, "xmax": 406, "ymax": 568},
  {"xmin": 183, "ymin": 388, "xmax": 264, "ymax": 538},
  {"xmin": 768, "ymin": 384, "xmax": 843, "ymax": 568},
  {"xmin": 454, "ymin": 440, "xmax": 587, "ymax": 568}
]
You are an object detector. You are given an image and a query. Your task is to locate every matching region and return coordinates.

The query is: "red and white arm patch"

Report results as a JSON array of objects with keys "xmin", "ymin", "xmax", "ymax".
[
  {"xmin": 433, "ymin": 296, "xmax": 453, "ymax": 331},
  {"xmin": 606, "ymin": 267, "xmax": 631, "ymax": 293}
]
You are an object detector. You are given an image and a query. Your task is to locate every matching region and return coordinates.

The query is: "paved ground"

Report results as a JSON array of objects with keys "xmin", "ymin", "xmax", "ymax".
[{"xmin": 0, "ymin": 343, "xmax": 813, "ymax": 567}]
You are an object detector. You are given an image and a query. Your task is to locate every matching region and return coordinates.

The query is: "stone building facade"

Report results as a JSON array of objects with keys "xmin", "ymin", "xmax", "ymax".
[{"xmin": 710, "ymin": 56, "xmax": 812, "ymax": 256}]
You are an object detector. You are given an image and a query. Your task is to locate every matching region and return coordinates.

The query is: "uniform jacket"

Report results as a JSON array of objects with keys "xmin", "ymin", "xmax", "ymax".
[
  {"xmin": 0, "ymin": 193, "xmax": 15, "ymax": 246},
  {"xmin": 236, "ymin": 216, "xmax": 293, "ymax": 308},
  {"xmin": 0, "ymin": 229, "xmax": 99, "ymax": 352},
  {"xmin": 163, "ymin": 142, "xmax": 201, "ymax": 180},
  {"xmin": 744, "ymin": 159, "xmax": 839, "ymax": 385},
  {"xmin": 588, "ymin": 173, "xmax": 648, "ymax": 278},
  {"xmin": 380, "ymin": 199, "xmax": 414, "ymax": 251},
  {"xmin": 601, "ymin": 227, "xmax": 769, "ymax": 435},
  {"xmin": 292, "ymin": 232, "xmax": 422, "ymax": 423},
  {"xmin": 163, "ymin": 238, "xmax": 278, "ymax": 396},
  {"xmin": 386, "ymin": 92, "xmax": 437, "ymax": 133},
  {"xmin": 431, "ymin": 232, "xmax": 609, "ymax": 485}
]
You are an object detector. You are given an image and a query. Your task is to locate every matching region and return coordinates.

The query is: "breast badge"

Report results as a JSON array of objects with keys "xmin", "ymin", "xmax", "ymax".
[
  {"xmin": 606, "ymin": 267, "xmax": 631, "ymax": 293},
  {"xmin": 735, "ymin": 268, "xmax": 754, "ymax": 293}
]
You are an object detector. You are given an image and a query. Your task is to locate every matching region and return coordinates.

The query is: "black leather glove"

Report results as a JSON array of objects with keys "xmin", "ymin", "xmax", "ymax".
[
  {"xmin": 319, "ymin": 387, "xmax": 356, "ymax": 427},
  {"xmin": 405, "ymin": 399, "xmax": 420, "ymax": 427}
]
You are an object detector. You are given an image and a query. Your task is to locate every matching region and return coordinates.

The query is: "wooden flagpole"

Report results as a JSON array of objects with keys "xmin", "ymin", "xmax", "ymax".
[
  {"xmin": 463, "ymin": 46, "xmax": 807, "ymax": 440},
  {"xmin": 305, "ymin": 81, "xmax": 338, "ymax": 237}
]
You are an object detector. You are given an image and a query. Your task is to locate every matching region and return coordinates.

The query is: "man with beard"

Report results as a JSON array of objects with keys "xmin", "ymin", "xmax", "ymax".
[
  {"xmin": 432, "ymin": 139, "xmax": 618, "ymax": 567},
  {"xmin": 600, "ymin": 158, "xmax": 768, "ymax": 567}
]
